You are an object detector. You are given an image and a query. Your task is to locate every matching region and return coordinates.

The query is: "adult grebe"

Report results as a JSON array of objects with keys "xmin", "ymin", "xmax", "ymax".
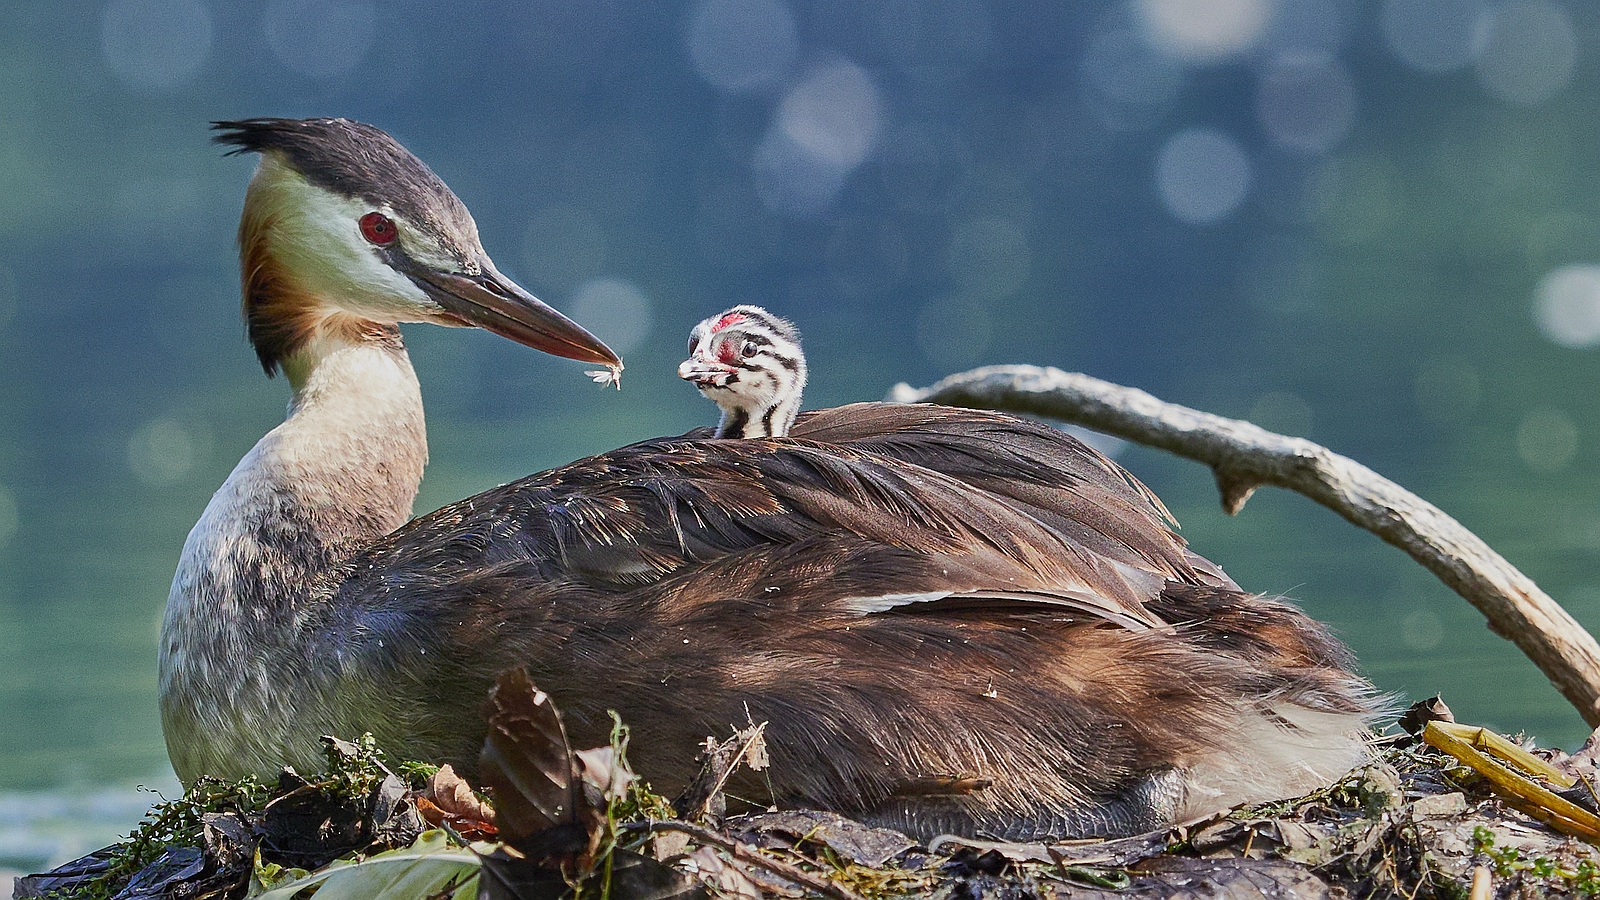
[{"xmin": 161, "ymin": 117, "xmax": 1377, "ymax": 841}]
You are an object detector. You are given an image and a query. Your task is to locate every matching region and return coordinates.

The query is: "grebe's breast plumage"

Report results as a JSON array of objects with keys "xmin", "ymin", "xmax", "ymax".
[{"xmin": 162, "ymin": 117, "xmax": 1378, "ymax": 843}]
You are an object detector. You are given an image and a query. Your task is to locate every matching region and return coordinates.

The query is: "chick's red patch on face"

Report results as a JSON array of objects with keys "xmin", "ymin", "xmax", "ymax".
[
  {"xmin": 712, "ymin": 312, "xmax": 747, "ymax": 332},
  {"xmin": 716, "ymin": 336, "xmax": 740, "ymax": 364}
]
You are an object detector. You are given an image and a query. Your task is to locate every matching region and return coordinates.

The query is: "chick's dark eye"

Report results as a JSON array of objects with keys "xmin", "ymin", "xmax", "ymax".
[
  {"xmin": 742, "ymin": 341, "xmax": 759, "ymax": 358},
  {"xmin": 359, "ymin": 212, "xmax": 397, "ymax": 245}
]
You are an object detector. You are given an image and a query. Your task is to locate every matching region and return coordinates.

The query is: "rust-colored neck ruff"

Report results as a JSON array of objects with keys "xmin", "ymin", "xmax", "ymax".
[{"xmin": 235, "ymin": 153, "xmax": 414, "ymax": 379}]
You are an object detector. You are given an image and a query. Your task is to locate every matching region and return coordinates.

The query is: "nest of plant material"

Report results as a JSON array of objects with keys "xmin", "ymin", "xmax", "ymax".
[{"xmin": 15, "ymin": 685, "xmax": 1600, "ymax": 900}]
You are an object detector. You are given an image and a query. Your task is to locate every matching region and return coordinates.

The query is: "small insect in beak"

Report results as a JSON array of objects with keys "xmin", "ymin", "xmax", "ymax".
[{"xmin": 586, "ymin": 365, "xmax": 624, "ymax": 390}]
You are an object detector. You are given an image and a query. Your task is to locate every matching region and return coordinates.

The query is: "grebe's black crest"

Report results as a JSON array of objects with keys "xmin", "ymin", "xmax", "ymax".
[
  {"xmin": 213, "ymin": 118, "xmax": 476, "ymax": 256},
  {"xmin": 208, "ymin": 117, "xmax": 617, "ymax": 377}
]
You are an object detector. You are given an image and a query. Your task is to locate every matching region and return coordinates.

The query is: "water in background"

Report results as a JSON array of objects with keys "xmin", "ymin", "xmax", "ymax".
[{"xmin": 5, "ymin": 0, "xmax": 1600, "ymax": 873}]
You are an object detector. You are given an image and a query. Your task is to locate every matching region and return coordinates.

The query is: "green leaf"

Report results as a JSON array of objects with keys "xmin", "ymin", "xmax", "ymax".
[{"xmin": 249, "ymin": 829, "xmax": 483, "ymax": 900}]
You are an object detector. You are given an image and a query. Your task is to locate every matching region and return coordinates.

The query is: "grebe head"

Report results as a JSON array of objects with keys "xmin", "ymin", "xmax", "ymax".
[
  {"xmin": 679, "ymin": 304, "xmax": 806, "ymax": 438},
  {"xmin": 212, "ymin": 118, "xmax": 621, "ymax": 379}
]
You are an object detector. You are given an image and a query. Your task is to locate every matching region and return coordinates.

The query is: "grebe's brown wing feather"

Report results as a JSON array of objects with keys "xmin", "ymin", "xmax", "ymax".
[
  {"xmin": 314, "ymin": 404, "xmax": 1373, "ymax": 838},
  {"xmin": 792, "ymin": 404, "xmax": 1243, "ymax": 591},
  {"xmin": 789, "ymin": 404, "xmax": 1204, "ymax": 585},
  {"xmin": 365, "ymin": 419, "xmax": 1168, "ymax": 628}
]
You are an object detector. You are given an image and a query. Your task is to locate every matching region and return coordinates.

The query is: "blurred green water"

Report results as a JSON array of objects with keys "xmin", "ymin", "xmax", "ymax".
[{"xmin": 5, "ymin": 0, "xmax": 1600, "ymax": 870}]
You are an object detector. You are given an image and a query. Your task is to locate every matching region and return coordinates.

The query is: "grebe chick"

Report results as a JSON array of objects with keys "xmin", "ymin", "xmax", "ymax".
[
  {"xmin": 165, "ymin": 117, "xmax": 1379, "ymax": 843},
  {"xmin": 678, "ymin": 305, "xmax": 806, "ymax": 438}
]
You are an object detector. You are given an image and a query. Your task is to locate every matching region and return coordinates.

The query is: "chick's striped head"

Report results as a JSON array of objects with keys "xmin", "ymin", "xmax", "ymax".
[{"xmin": 679, "ymin": 305, "xmax": 806, "ymax": 438}]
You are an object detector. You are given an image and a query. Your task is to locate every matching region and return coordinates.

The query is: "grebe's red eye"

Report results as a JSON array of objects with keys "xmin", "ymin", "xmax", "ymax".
[{"xmin": 359, "ymin": 212, "xmax": 397, "ymax": 245}]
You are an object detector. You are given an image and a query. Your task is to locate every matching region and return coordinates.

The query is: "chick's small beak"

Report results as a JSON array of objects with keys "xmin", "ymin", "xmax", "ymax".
[
  {"xmin": 412, "ymin": 256, "xmax": 620, "ymax": 368},
  {"xmin": 679, "ymin": 356, "xmax": 732, "ymax": 388}
]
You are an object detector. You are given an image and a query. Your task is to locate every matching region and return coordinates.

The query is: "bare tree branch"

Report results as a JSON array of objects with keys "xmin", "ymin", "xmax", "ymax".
[
  {"xmin": 889, "ymin": 364, "xmax": 1600, "ymax": 729},
  {"xmin": 626, "ymin": 820, "xmax": 868, "ymax": 900}
]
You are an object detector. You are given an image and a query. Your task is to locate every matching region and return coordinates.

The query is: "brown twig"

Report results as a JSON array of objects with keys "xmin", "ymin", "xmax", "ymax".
[
  {"xmin": 626, "ymin": 820, "xmax": 868, "ymax": 900},
  {"xmin": 891, "ymin": 365, "xmax": 1600, "ymax": 727}
]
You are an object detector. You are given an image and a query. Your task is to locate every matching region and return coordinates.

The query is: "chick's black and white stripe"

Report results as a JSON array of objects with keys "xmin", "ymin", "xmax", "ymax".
[{"xmin": 679, "ymin": 305, "xmax": 807, "ymax": 438}]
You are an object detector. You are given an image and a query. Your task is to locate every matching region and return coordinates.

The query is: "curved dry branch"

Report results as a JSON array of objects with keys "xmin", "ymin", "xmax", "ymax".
[{"xmin": 889, "ymin": 364, "xmax": 1600, "ymax": 728}]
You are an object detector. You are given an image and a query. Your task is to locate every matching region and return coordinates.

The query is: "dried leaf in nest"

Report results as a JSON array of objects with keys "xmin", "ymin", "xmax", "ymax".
[
  {"xmin": 675, "ymin": 722, "xmax": 769, "ymax": 821},
  {"xmin": 479, "ymin": 668, "xmax": 585, "ymax": 845},
  {"xmin": 259, "ymin": 768, "xmax": 371, "ymax": 870},
  {"xmin": 1558, "ymin": 726, "xmax": 1600, "ymax": 780},
  {"xmin": 928, "ymin": 829, "xmax": 1169, "ymax": 868},
  {"xmin": 420, "ymin": 764, "xmax": 498, "ymax": 840},
  {"xmin": 200, "ymin": 811, "xmax": 256, "ymax": 871},
  {"xmin": 1130, "ymin": 856, "xmax": 1331, "ymax": 899},
  {"xmin": 1398, "ymin": 695, "xmax": 1455, "ymax": 736},
  {"xmin": 685, "ymin": 846, "xmax": 764, "ymax": 900},
  {"xmin": 111, "ymin": 847, "xmax": 207, "ymax": 898},
  {"xmin": 475, "ymin": 669, "xmax": 701, "ymax": 900},
  {"xmin": 476, "ymin": 846, "xmax": 572, "ymax": 900},
  {"xmin": 609, "ymin": 849, "xmax": 710, "ymax": 900},
  {"xmin": 732, "ymin": 810, "xmax": 915, "ymax": 868},
  {"xmin": 10, "ymin": 848, "xmax": 116, "ymax": 899},
  {"xmin": 577, "ymin": 745, "xmax": 637, "ymax": 804},
  {"xmin": 478, "ymin": 819, "xmax": 704, "ymax": 900}
]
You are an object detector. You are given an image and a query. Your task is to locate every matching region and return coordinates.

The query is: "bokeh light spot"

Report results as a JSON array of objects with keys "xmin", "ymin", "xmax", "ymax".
[
  {"xmin": 569, "ymin": 278, "xmax": 653, "ymax": 358},
  {"xmin": 1401, "ymin": 608, "xmax": 1444, "ymax": 651},
  {"xmin": 1516, "ymin": 406, "xmax": 1577, "ymax": 473},
  {"xmin": 755, "ymin": 61, "xmax": 882, "ymax": 217},
  {"xmin": 1255, "ymin": 56, "xmax": 1356, "ymax": 154},
  {"xmin": 1381, "ymin": 0, "xmax": 1487, "ymax": 72},
  {"xmin": 1156, "ymin": 128, "xmax": 1252, "ymax": 225},
  {"xmin": 778, "ymin": 62, "xmax": 882, "ymax": 170},
  {"xmin": 264, "ymin": 0, "xmax": 376, "ymax": 80},
  {"xmin": 101, "ymin": 0, "xmax": 213, "ymax": 92},
  {"xmin": 129, "ymin": 418, "xmax": 203, "ymax": 488},
  {"xmin": 1136, "ymin": 0, "xmax": 1278, "ymax": 62},
  {"xmin": 753, "ymin": 132, "xmax": 847, "ymax": 217},
  {"xmin": 521, "ymin": 207, "xmax": 607, "ymax": 295},
  {"xmin": 1534, "ymin": 265, "xmax": 1600, "ymax": 348},
  {"xmin": 687, "ymin": 0, "xmax": 798, "ymax": 94},
  {"xmin": 1474, "ymin": 0, "xmax": 1575, "ymax": 107}
]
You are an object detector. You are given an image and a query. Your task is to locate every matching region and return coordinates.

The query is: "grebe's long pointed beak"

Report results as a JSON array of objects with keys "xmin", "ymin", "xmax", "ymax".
[{"xmin": 411, "ymin": 255, "xmax": 621, "ymax": 368}]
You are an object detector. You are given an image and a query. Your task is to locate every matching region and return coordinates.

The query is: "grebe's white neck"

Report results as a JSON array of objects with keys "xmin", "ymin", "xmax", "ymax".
[{"xmin": 159, "ymin": 328, "xmax": 426, "ymax": 782}]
